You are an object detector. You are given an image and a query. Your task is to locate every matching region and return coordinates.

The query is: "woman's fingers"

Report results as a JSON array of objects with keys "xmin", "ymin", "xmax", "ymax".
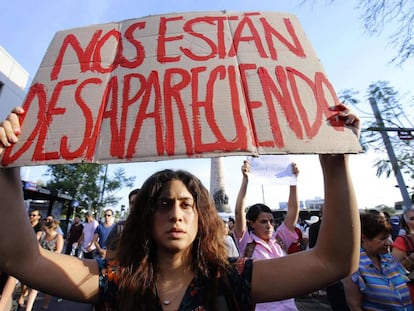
[
  {"xmin": 0, "ymin": 107, "xmax": 25, "ymax": 155},
  {"xmin": 327, "ymin": 104, "xmax": 360, "ymax": 138},
  {"xmin": 241, "ymin": 160, "xmax": 250, "ymax": 174},
  {"xmin": 9, "ymin": 107, "xmax": 24, "ymax": 134}
]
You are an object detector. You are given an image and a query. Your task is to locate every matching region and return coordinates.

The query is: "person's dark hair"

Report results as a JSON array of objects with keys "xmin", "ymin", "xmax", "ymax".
[
  {"xmin": 400, "ymin": 209, "xmax": 414, "ymax": 234},
  {"xmin": 367, "ymin": 209, "xmax": 381, "ymax": 215},
  {"xmin": 382, "ymin": 211, "xmax": 391, "ymax": 223},
  {"xmin": 44, "ymin": 219, "xmax": 60, "ymax": 230},
  {"xmin": 117, "ymin": 169, "xmax": 237, "ymax": 310},
  {"xmin": 360, "ymin": 212, "xmax": 392, "ymax": 239},
  {"xmin": 246, "ymin": 203, "xmax": 272, "ymax": 232},
  {"xmin": 129, "ymin": 188, "xmax": 141, "ymax": 200},
  {"xmin": 29, "ymin": 209, "xmax": 41, "ymax": 216},
  {"xmin": 400, "ymin": 213, "xmax": 409, "ymax": 233}
]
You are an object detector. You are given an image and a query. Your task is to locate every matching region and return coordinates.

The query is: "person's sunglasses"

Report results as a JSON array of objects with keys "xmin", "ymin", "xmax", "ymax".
[
  {"xmin": 104, "ymin": 214, "xmax": 112, "ymax": 217},
  {"xmin": 30, "ymin": 214, "xmax": 39, "ymax": 217}
]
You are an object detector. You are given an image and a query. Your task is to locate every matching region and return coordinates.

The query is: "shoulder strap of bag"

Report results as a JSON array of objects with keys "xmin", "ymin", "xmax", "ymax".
[
  {"xmin": 402, "ymin": 235, "xmax": 414, "ymax": 253},
  {"xmin": 243, "ymin": 241, "xmax": 256, "ymax": 258}
]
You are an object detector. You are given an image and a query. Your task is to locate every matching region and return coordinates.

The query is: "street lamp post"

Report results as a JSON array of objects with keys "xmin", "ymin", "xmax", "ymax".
[{"xmin": 369, "ymin": 97, "xmax": 412, "ymax": 211}]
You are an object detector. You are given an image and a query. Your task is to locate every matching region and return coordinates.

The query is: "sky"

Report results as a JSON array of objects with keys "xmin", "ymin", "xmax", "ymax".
[{"xmin": 1, "ymin": 0, "xmax": 413, "ymax": 213}]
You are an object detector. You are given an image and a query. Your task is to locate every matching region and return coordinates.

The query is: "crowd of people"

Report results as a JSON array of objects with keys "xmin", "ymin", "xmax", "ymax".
[
  {"xmin": 0, "ymin": 103, "xmax": 409, "ymax": 311},
  {"xmin": 0, "ymin": 203, "xmax": 135, "ymax": 309}
]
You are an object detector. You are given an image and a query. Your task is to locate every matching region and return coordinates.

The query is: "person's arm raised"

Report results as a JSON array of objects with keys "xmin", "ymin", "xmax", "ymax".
[
  {"xmin": 0, "ymin": 108, "xmax": 100, "ymax": 303},
  {"xmin": 282, "ymin": 163, "xmax": 299, "ymax": 232},
  {"xmin": 234, "ymin": 160, "xmax": 249, "ymax": 239},
  {"xmin": 250, "ymin": 105, "xmax": 360, "ymax": 303}
]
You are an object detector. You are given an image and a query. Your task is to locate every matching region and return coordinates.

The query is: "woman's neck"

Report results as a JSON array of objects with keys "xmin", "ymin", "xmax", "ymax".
[
  {"xmin": 364, "ymin": 249, "xmax": 381, "ymax": 268},
  {"xmin": 157, "ymin": 251, "xmax": 192, "ymax": 280},
  {"xmin": 156, "ymin": 252, "xmax": 194, "ymax": 310},
  {"xmin": 46, "ymin": 231, "xmax": 57, "ymax": 238},
  {"xmin": 253, "ymin": 231, "xmax": 270, "ymax": 243}
]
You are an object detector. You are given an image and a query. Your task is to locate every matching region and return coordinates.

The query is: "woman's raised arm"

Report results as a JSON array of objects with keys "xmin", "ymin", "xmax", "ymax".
[
  {"xmin": 250, "ymin": 104, "xmax": 360, "ymax": 303},
  {"xmin": 234, "ymin": 160, "xmax": 249, "ymax": 239},
  {"xmin": 282, "ymin": 163, "xmax": 299, "ymax": 232},
  {"xmin": 0, "ymin": 108, "xmax": 100, "ymax": 303}
]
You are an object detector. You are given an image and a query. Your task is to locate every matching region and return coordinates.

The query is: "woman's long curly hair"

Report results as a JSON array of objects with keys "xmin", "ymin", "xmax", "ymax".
[{"xmin": 115, "ymin": 169, "xmax": 234, "ymax": 310}]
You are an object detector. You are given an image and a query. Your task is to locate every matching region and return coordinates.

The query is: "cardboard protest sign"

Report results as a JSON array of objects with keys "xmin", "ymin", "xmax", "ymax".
[{"xmin": 0, "ymin": 11, "xmax": 361, "ymax": 167}]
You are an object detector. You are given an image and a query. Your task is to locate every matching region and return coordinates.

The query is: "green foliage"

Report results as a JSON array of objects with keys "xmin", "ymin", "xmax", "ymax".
[
  {"xmin": 308, "ymin": 0, "xmax": 414, "ymax": 64},
  {"xmin": 380, "ymin": 206, "xmax": 396, "ymax": 216},
  {"xmin": 45, "ymin": 163, "xmax": 135, "ymax": 215},
  {"xmin": 355, "ymin": 0, "xmax": 414, "ymax": 64},
  {"xmin": 339, "ymin": 81, "xmax": 414, "ymax": 190}
]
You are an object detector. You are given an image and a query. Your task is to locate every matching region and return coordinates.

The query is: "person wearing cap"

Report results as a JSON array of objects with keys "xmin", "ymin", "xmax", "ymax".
[
  {"xmin": 302, "ymin": 215, "xmax": 319, "ymax": 251},
  {"xmin": 306, "ymin": 215, "xmax": 319, "ymax": 226},
  {"xmin": 308, "ymin": 214, "xmax": 322, "ymax": 249}
]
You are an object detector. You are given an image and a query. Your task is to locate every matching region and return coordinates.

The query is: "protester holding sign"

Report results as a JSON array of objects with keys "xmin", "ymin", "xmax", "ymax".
[
  {"xmin": 0, "ymin": 105, "xmax": 360, "ymax": 310},
  {"xmin": 234, "ymin": 160, "xmax": 300, "ymax": 310},
  {"xmin": 0, "ymin": 12, "xmax": 361, "ymax": 168}
]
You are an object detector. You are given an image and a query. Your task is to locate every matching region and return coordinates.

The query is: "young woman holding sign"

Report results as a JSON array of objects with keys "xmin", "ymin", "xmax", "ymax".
[
  {"xmin": 0, "ymin": 105, "xmax": 360, "ymax": 310},
  {"xmin": 234, "ymin": 161, "xmax": 300, "ymax": 310}
]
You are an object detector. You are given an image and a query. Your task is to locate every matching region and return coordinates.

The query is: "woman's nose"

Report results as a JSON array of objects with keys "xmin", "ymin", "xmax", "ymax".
[{"xmin": 168, "ymin": 202, "xmax": 183, "ymax": 222}]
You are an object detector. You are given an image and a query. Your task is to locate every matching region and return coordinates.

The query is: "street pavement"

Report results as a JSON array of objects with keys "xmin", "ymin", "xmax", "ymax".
[
  {"xmin": 31, "ymin": 297, "xmax": 92, "ymax": 311},
  {"xmin": 17, "ymin": 293, "xmax": 333, "ymax": 310},
  {"xmin": 11, "ymin": 294, "xmax": 92, "ymax": 311},
  {"xmin": 296, "ymin": 295, "xmax": 333, "ymax": 311}
]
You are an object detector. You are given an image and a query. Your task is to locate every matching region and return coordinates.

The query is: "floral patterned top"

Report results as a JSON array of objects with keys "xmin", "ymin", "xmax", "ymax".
[
  {"xmin": 39, "ymin": 232, "xmax": 58, "ymax": 252},
  {"xmin": 96, "ymin": 257, "xmax": 253, "ymax": 311}
]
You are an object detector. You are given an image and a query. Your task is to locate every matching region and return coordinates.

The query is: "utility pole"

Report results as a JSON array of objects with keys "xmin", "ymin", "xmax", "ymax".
[
  {"xmin": 98, "ymin": 164, "xmax": 109, "ymax": 218},
  {"xmin": 369, "ymin": 97, "xmax": 412, "ymax": 211}
]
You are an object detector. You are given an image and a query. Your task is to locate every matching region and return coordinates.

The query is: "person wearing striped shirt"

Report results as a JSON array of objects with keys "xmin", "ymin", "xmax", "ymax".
[{"xmin": 344, "ymin": 212, "xmax": 412, "ymax": 311}]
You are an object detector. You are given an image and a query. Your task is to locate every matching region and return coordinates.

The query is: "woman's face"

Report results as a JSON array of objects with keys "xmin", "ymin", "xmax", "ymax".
[
  {"xmin": 223, "ymin": 222, "xmax": 229, "ymax": 235},
  {"xmin": 363, "ymin": 232, "xmax": 392, "ymax": 256},
  {"xmin": 152, "ymin": 179, "xmax": 198, "ymax": 254},
  {"xmin": 405, "ymin": 210, "xmax": 414, "ymax": 233},
  {"xmin": 45, "ymin": 226, "xmax": 56, "ymax": 234},
  {"xmin": 251, "ymin": 212, "xmax": 274, "ymax": 241}
]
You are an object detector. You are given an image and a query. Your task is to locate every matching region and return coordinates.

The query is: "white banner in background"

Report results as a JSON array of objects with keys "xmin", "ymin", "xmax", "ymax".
[{"xmin": 248, "ymin": 155, "xmax": 297, "ymax": 185}]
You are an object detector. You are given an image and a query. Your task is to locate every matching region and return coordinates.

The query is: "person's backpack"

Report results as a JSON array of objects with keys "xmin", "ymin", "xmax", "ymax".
[{"xmin": 402, "ymin": 235, "xmax": 414, "ymax": 254}]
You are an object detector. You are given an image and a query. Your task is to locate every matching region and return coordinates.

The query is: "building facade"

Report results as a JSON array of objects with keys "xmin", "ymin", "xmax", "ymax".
[{"xmin": 0, "ymin": 46, "xmax": 29, "ymax": 119}]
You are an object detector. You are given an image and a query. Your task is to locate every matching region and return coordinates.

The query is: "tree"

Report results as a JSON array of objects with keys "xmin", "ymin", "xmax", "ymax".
[
  {"xmin": 309, "ymin": 0, "xmax": 414, "ymax": 64},
  {"xmin": 339, "ymin": 81, "xmax": 414, "ymax": 191},
  {"xmin": 45, "ymin": 163, "xmax": 135, "ymax": 216}
]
